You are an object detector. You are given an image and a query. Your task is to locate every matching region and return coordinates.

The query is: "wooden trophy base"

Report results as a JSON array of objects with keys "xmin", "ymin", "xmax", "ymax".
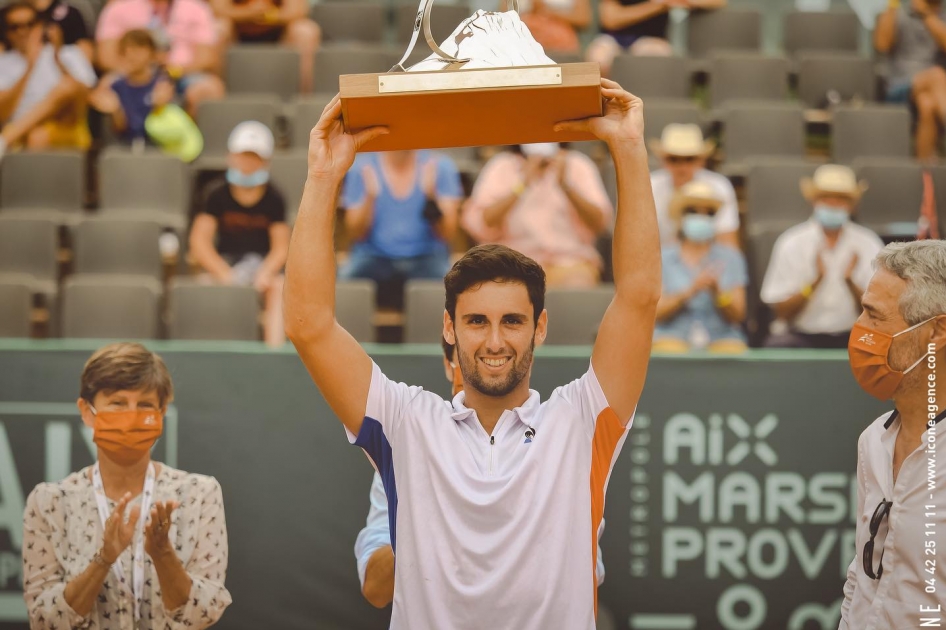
[{"xmin": 339, "ymin": 62, "xmax": 602, "ymax": 152}]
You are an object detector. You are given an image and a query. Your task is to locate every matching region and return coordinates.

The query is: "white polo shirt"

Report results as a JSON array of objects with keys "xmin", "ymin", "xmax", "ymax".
[
  {"xmin": 760, "ymin": 219, "xmax": 884, "ymax": 334},
  {"xmin": 347, "ymin": 361, "xmax": 631, "ymax": 630},
  {"xmin": 840, "ymin": 408, "xmax": 946, "ymax": 630},
  {"xmin": 650, "ymin": 168, "xmax": 740, "ymax": 244}
]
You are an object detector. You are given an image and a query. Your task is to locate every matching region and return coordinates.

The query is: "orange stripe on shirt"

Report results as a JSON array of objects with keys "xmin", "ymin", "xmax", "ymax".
[{"xmin": 589, "ymin": 406, "xmax": 625, "ymax": 618}]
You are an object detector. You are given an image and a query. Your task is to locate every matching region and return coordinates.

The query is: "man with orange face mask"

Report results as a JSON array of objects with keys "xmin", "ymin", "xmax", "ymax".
[
  {"xmin": 840, "ymin": 240, "xmax": 946, "ymax": 629},
  {"xmin": 353, "ymin": 338, "xmax": 608, "ymax": 608},
  {"xmin": 22, "ymin": 342, "xmax": 232, "ymax": 629}
]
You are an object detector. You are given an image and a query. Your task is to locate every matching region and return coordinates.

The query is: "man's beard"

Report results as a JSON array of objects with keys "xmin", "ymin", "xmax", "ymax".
[
  {"xmin": 456, "ymin": 337, "xmax": 535, "ymax": 398},
  {"xmin": 889, "ymin": 333, "xmax": 930, "ymax": 387}
]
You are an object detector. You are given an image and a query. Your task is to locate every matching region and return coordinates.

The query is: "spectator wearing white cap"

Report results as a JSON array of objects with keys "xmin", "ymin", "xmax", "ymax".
[
  {"xmin": 649, "ymin": 124, "xmax": 740, "ymax": 249},
  {"xmin": 189, "ymin": 121, "xmax": 289, "ymax": 347},
  {"xmin": 654, "ymin": 180, "xmax": 748, "ymax": 353},
  {"xmin": 761, "ymin": 165, "xmax": 884, "ymax": 349},
  {"xmin": 462, "ymin": 142, "xmax": 613, "ymax": 288}
]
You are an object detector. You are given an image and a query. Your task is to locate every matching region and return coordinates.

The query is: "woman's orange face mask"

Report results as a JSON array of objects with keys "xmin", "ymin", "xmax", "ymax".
[{"xmin": 90, "ymin": 405, "xmax": 164, "ymax": 464}]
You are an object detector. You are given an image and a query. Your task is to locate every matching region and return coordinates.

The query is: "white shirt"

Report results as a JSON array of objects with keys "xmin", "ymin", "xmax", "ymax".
[
  {"xmin": 347, "ymin": 362, "xmax": 631, "ymax": 630},
  {"xmin": 0, "ymin": 44, "xmax": 96, "ymax": 123},
  {"xmin": 354, "ymin": 472, "xmax": 608, "ymax": 590},
  {"xmin": 840, "ymin": 409, "xmax": 946, "ymax": 630},
  {"xmin": 760, "ymin": 218, "xmax": 884, "ymax": 334},
  {"xmin": 650, "ymin": 168, "xmax": 740, "ymax": 244}
]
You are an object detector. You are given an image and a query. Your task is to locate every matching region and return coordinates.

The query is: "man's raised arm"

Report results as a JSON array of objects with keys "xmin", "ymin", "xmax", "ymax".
[
  {"xmin": 555, "ymin": 79, "xmax": 661, "ymax": 424},
  {"xmin": 284, "ymin": 95, "xmax": 387, "ymax": 436}
]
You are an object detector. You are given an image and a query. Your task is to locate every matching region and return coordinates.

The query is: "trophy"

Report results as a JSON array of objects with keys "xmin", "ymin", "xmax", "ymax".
[{"xmin": 339, "ymin": 0, "xmax": 602, "ymax": 152}]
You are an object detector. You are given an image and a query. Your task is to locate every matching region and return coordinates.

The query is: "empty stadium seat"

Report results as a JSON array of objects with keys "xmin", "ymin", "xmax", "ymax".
[
  {"xmin": 168, "ymin": 280, "xmax": 260, "ymax": 341},
  {"xmin": 394, "ymin": 3, "xmax": 471, "ymax": 46},
  {"xmin": 854, "ymin": 158, "xmax": 924, "ymax": 237},
  {"xmin": 709, "ymin": 53, "xmax": 790, "ymax": 108},
  {"xmin": 0, "ymin": 151, "xmax": 84, "ymax": 213},
  {"xmin": 268, "ymin": 151, "xmax": 309, "ymax": 224},
  {"xmin": 796, "ymin": 52, "xmax": 876, "ymax": 109},
  {"xmin": 745, "ymin": 158, "xmax": 817, "ymax": 225},
  {"xmin": 310, "ymin": 2, "xmax": 386, "ymax": 43},
  {"xmin": 336, "ymin": 280, "xmax": 375, "ymax": 343},
  {"xmin": 0, "ymin": 216, "xmax": 58, "ymax": 296},
  {"xmin": 98, "ymin": 148, "xmax": 191, "ymax": 229},
  {"xmin": 783, "ymin": 10, "xmax": 861, "ymax": 56},
  {"xmin": 61, "ymin": 275, "xmax": 161, "ymax": 339},
  {"xmin": 544, "ymin": 286, "xmax": 614, "ymax": 345},
  {"xmin": 0, "ymin": 278, "xmax": 32, "ymax": 338},
  {"xmin": 226, "ymin": 46, "xmax": 301, "ymax": 99},
  {"xmin": 290, "ymin": 94, "xmax": 335, "ymax": 148},
  {"xmin": 746, "ymin": 222, "xmax": 794, "ymax": 346},
  {"xmin": 195, "ymin": 96, "xmax": 281, "ymax": 168},
  {"xmin": 73, "ymin": 218, "xmax": 163, "ymax": 279},
  {"xmin": 404, "ymin": 280, "xmax": 446, "ymax": 344},
  {"xmin": 687, "ymin": 9, "xmax": 762, "ymax": 57},
  {"xmin": 611, "ymin": 55, "xmax": 691, "ymax": 100},
  {"xmin": 313, "ymin": 45, "xmax": 400, "ymax": 94},
  {"xmin": 720, "ymin": 101, "xmax": 806, "ymax": 176},
  {"xmin": 832, "ymin": 105, "xmax": 912, "ymax": 164}
]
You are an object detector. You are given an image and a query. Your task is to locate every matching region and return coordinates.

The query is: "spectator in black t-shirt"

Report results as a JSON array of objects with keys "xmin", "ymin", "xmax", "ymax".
[
  {"xmin": 189, "ymin": 121, "xmax": 290, "ymax": 346},
  {"xmin": 1, "ymin": 0, "xmax": 92, "ymax": 58},
  {"xmin": 587, "ymin": 0, "xmax": 727, "ymax": 76}
]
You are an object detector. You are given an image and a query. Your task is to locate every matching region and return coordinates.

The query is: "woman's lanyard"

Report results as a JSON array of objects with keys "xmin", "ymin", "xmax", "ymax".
[{"xmin": 92, "ymin": 462, "xmax": 156, "ymax": 623}]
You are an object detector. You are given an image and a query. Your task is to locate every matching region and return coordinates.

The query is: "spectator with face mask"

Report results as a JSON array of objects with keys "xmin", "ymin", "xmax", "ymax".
[
  {"xmin": 761, "ymin": 165, "xmax": 884, "ymax": 349},
  {"xmin": 189, "ymin": 121, "xmax": 289, "ymax": 347},
  {"xmin": 462, "ymin": 142, "xmax": 613, "ymax": 288},
  {"xmin": 653, "ymin": 181, "xmax": 748, "ymax": 353},
  {"xmin": 0, "ymin": 1, "xmax": 95, "ymax": 159},
  {"xmin": 649, "ymin": 123, "xmax": 740, "ymax": 248},
  {"xmin": 22, "ymin": 342, "xmax": 231, "ymax": 629}
]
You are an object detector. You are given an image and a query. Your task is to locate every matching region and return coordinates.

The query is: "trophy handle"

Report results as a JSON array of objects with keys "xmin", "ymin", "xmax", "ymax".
[{"xmin": 391, "ymin": 0, "xmax": 520, "ymax": 72}]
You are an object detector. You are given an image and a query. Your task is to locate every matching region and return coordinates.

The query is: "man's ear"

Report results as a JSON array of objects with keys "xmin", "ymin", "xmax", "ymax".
[
  {"xmin": 932, "ymin": 315, "xmax": 946, "ymax": 350},
  {"xmin": 443, "ymin": 309, "xmax": 455, "ymax": 345},
  {"xmin": 534, "ymin": 309, "xmax": 548, "ymax": 347},
  {"xmin": 77, "ymin": 398, "xmax": 94, "ymax": 429}
]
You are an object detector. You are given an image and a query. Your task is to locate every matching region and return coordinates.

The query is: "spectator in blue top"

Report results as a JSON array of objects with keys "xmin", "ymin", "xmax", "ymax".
[
  {"xmin": 653, "ymin": 180, "xmax": 748, "ymax": 353},
  {"xmin": 340, "ymin": 150, "xmax": 463, "ymax": 302},
  {"xmin": 89, "ymin": 29, "xmax": 172, "ymax": 145}
]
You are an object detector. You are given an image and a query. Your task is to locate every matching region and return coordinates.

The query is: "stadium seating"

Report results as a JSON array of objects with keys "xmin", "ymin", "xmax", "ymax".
[
  {"xmin": 709, "ymin": 53, "xmax": 791, "ymax": 108},
  {"xmin": 831, "ymin": 105, "xmax": 912, "ymax": 164},
  {"xmin": 404, "ymin": 280, "xmax": 447, "ymax": 344},
  {"xmin": 719, "ymin": 101, "xmax": 806, "ymax": 176},
  {"xmin": 167, "ymin": 280, "xmax": 261, "ymax": 341},
  {"xmin": 73, "ymin": 218, "xmax": 164, "ymax": 279},
  {"xmin": 611, "ymin": 55, "xmax": 691, "ymax": 100},
  {"xmin": 313, "ymin": 44, "xmax": 401, "ymax": 94},
  {"xmin": 61, "ymin": 275, "xmax": 162, "ymax": 339},
  {"xmin": 0, "ymin": 151, "xmax": 85, "ymax": 215},
  {"xmin": 543, "ymin": 286, "xmax": 615, "ymax": 345},
  {"xmin": 854, "ymin": 158, "xmax": 924, "ymax": 238},
  {"xmin": 226, "ymin": 46, "xmax": 301, "ymax": 100},
  {"xmin": 310, "ymin": 2, "xmax": 386, "ymax": 44},
  {"xmin": 687, "ymin": 8, "xmax": 762, "ymax": 57},
  {"xmin": 0, "ymin": 278, "xmax": 33, "ymax": 338},
  {"xmin": 783, "ymin": 10, "xmax": 861, "ymax": 56},
  {"xmin": 0, "ymin": 216, "xmax": 59, "ymax": 298},
  {"xmin": 745, "ymin": 158, "xmax": 818, "ymax": 225},
  {"xmin": 98, "ymin": 148, "xmax": 191, "ymax": 230},
  {"xmin": 796, "ymin": 52, "xmax": 876, "ymax": 109},
  {"xmin": 337, "ymin": 280, "xmax": 376, "ymax": 343}
]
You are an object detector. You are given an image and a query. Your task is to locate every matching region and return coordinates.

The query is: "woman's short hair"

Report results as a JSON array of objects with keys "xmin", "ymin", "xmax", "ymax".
[{"xmin": 80, "ymin": 342, "xmax": 174, "ymax": 406}]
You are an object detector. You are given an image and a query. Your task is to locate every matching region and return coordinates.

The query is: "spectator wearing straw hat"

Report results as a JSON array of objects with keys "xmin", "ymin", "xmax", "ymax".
[
  {"xmin": 649, "ymin": 123, "xmax": 740, "ymax": 248},
  {"xmin": 761, "ymin": 165, "xmax": 884, "ymax": 349},
  {"xmin": 653, "ymin": 180, "xmax": 748, "ymax": 353}
]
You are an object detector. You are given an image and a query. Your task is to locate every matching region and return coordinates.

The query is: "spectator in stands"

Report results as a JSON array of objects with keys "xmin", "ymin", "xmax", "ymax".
[
  {"xmin": 874, "ymin": 0, "xmax": 946, "ymax": 160},
  {"xmin": 587, "ymin": 0, "xmax": 727, "ymax": 76},
  {"xmin": 339, "ymin": 150, "xmax": 463, "ymax": 303},
  {"xmin": 653, "ymin": 181, "xmax": 748, "ymax": 353},
  {"xmin": 190, "ymin": 121, "xmax": 289, "ymax": 347},
  {"xmin": 89, "ymin": 29, "xmax": 173, "ymax": 145},
  {"xmin": 95, "ymin": 0, "xmax": 224, "ymax": 117},
  {"xmin": 649, "ymin": 123, "xmax": 739, "ymax": 248},
  {"xmin": 212, "ymin": 0, "xmax": 320, "ymax": 93},
  {"xmin": 22, "ymin": 342, "xmax": 231, "ymax": 629},
  {"xmin": 462, "ymin": 142, "xmax": 612, "ymax": 288},
  {"xmin": 0, "ymin": 0, "xmax": 93, "ymax": 58},
  {"xmin": 761, "ymin": 165, "xmax": 884, "ymax": 349},
  {"xmin": 0, "ymin": 1, "xmax": 95, "ymax": 159},
  {"xmin": 499, "ymin": 0, "xmax": 591, "ymax": 53}
]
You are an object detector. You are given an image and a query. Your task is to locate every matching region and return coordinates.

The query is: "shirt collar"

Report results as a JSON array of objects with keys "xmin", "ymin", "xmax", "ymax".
[
  {"xmin": 884, "ymin": 407, "xmax": 946, "ymax": 430},
  {"xmin": 450, "ymin": 389, "xmax": 542, "ymax": 425}
]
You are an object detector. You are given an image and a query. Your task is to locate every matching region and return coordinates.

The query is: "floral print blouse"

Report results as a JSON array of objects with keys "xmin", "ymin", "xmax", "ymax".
[{"xmin": 23, "ymin": 464, "xmax": 231, "ymax": 629}]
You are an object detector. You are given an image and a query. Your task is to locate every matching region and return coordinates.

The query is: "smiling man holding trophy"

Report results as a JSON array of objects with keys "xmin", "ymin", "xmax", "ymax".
[{"xmin": 284, "ymin": 1, "xmax": 660, "ymax": 628}]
